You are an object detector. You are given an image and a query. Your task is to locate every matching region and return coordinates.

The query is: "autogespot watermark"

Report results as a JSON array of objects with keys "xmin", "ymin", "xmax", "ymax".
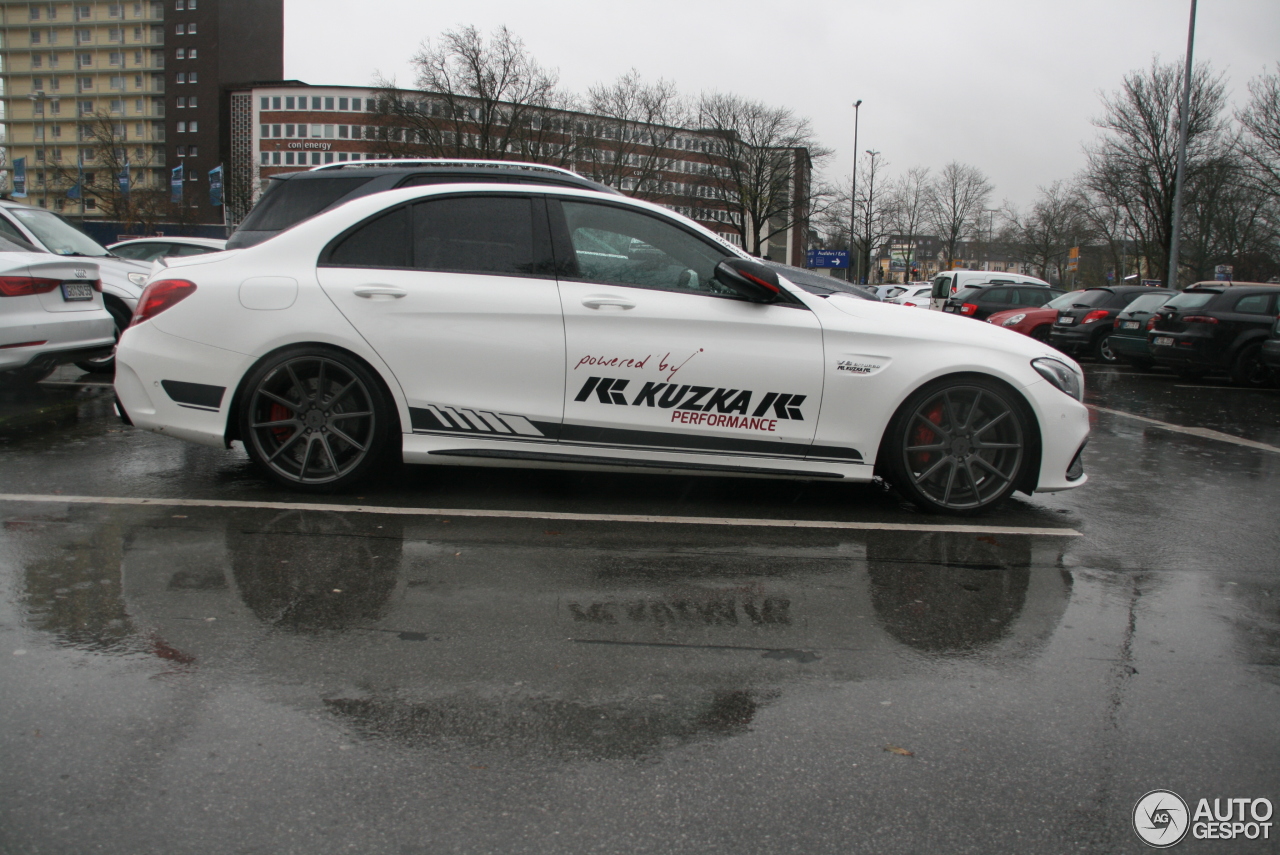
[{"xmin": 1133, "ymin": 789, "xmax": 1274, "ymax": 848}]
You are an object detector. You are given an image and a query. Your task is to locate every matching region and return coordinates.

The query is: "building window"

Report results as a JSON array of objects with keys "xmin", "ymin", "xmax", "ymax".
[
  {"xmin": 76, "ymin": 28, "xmax": 92, "ymax": 43},
  {"xmin": 176, "ymin": 121, "xmax": 186, "ymax": 132},
  {"xmin": 188, "ymin": 145, "xmax": 197, "ymax": 156},
  {"xmin": 110, "ymin": 99, "xmax": 123, "ymax": 112},
  {"xmin": 188, "ymin": 120, "xmax": 197, "ymax": 132},
  {"xmin": 188, "ymin": 0, "xmax": 197, "ymax": 7},
  {"xmin": 260, "ymin": 96, "xmax": 268, "ymax": 109},
  {"xmin": 33, "ymin": 78, "xmax": 46, "ymax": 95},
  {"xmin": 176, "ymin": 72, "xmax": 185, "ymax": 83},
  {"xmin": 30, "ymin": 5, "xmax": 41, "ymax": 19},
  {"xmin": 188, "ymin": 48, "xmax": 196, "ymax": 59},
  {"xmin": 176, "ymin": 96, "xmax": 185, "ymax": 107},
  {"xmin": 135, "ymin": 74, "xmax": 143, "ymax": 87},
  {"xmin": 272, "ymin": 151, "xmax": 280, "ymax": 164},
  {"xmin": 338, "ymin": 97, "xmax": 348, "ymax": 110},
  {"xmin": 175, "ymin": 23, "xmax": 184, "ymax": 34},
  {"xmin": 176, "ymin": 47, "xmax": 185, "ymax": 59},
  {"xmin": 78, "ymin": 76, "xmax": 93, "ymax": 91},
  {"xmin": 177, "ymin": 145, "xmax": 187, "ymax": 156},
  {"xmin": 110, "ymin": 52, "xmax": 123, "ymax": 66},
  {"xmin": 109, "ymin": 26, "xmax": 122, "ymax": 41},
  {"xmin": 338, "ymin": 125, "xmax": 348, "ymax": 139},
  {"xmin": 33, "ymin": 53, "xmax": 44, "ymax": 68},
  {"xmin": 109, "ymin": 1, "xmax": 123, "ymax": 14},
  {"xmin": 31, "ymin": 30, "xmax": 42, "ymax": 44},
  {"xmin": 188, "ymin": 71, "xmax": 196, "ymax": 83},
  {"xmin": 110, "ymin": 75, "xmax": 125, "ymax": 88},
  {"xmin": 187, "ymin": 95, "xmax": 196, "ymax": 107},
  {"xmin": 272, "ymin": 96, "xmax": 281, "ymax": 109},
  {"xmin": 260, "ymin": 123, "xmax": 269, "ymax": 137},
  {"xmin": 311, "ymin": 96, "xmax": 321, "ymax": 109},
  {"xmin": 175, "ymin": 0, "xmax": 184, "ymax": 8},
  {"xmin": 187, "ymin": 22, "xmax": 196, "ymax": 33},
  {"xmin": 77, "ymin": 53, "xmax": 92, "ymax": 68},
  {"xmin": 78, "ymin": 99, "xmax": 93, "ymax": 115},
  {"xmin": 323, "ymin": 124, "xmax": 333, "ymax": 138},
  {"xmin": 324, "ymin": 97, "xmax": 334, "ymax": 110},
  {"xmin": 285, "ymin": 96, "xmax": 294, "ymax": 109},
  {"xmin": 260, "ymin": 152, "xmax": 268, "ymax": 165},
  {"xmin": 284, "ymin": 124, "xmax": 294, "ymax": 137},
  {"xmin": 76, "ymin": 5, "xmax": 91, "ymax": 20},
  {"xmin": 285, "ymin": 152, "xmax": 294, "ymax": 165}
]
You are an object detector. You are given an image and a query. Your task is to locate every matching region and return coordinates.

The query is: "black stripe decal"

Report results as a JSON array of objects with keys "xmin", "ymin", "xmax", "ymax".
[
  {"xmin": 428, "ymin": 449, "xmax": 845, "ymax": 479},
  {"xmin": 161, "ymin": 380, "xmax": 225, "ymax": 410}
]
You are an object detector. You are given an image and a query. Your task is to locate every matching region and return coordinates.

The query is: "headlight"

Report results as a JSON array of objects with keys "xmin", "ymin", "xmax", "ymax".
[
  {"xmin": 1032, "ymin": 357, "xmax": 1083, "ymax": 401},
  {"xmin": 127, "ymin": 272, "xmax": 148, "ymax": 287},
  {"xmin": 1001, "ymin": 313, "xmax": 1027, "ymax": 327}
]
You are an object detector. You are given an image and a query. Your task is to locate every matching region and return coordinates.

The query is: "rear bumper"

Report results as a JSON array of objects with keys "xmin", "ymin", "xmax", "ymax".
[
  {"xmin": 1047, "ymin": 325, "xmax": 1101, "ymax": 353},
  {"xmin": 1147, "ymin": 332, "xmax": 1222, "ymax": 368},
  {"xmin": 1, "ymin": 339, "xmax": 115, "ymax": 373}
]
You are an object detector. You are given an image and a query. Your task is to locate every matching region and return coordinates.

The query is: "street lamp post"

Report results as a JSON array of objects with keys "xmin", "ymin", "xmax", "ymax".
[
  {"xmin": 1167, "ymin": 0, "xmax": 1198, "ymax": 290},
  {"xmin": 863, "ymin": 150, "xmax": 880, "ymax": 284},
  {"xmin": 28, "ymin": 92, "xmax": 49, "ymax": 208},
  {"xmin": 849, "ymin": 100, "xmax": 862, "ymax": 284}
]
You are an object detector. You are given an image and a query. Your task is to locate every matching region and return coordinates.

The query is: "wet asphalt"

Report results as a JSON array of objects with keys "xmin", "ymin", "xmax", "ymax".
[{"xmin": 0, "ymin": 363, "xmax": 1277, "ymax": 855}]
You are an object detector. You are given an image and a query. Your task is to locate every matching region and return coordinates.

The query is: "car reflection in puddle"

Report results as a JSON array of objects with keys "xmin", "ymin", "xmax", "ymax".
[{"xmin": 16, "ymin": 507, "xmax": 1072, "ymax": 760}]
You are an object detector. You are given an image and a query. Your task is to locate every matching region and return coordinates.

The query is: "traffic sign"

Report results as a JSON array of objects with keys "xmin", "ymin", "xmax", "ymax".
[
  {"xmin": 1214, "ymin": 264, "xmax": 1233, "ymax": 281},
  {"xmin": 807, "ymin": 249, "xmax": 849, "ymax": 269}
]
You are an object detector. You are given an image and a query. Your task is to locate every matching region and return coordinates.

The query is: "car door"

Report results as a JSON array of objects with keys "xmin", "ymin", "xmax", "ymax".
[
  {"xmin": 549, "ymin": 197, "xmax": 826, "ymax": 461},
  {"xmin": 316, "ymin": 193, "xmax": 566, "ymax": 441}
]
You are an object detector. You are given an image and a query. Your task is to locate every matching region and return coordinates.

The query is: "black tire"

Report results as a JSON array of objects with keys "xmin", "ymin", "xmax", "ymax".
[
  {"xmin": 1229, "ymin": 343, "xmax": 1272, "ymax": 388},
  {"xmin": 238, "ymin": 347, "xmax": 396, "ymax": 491},
  {"xmin": 1092, "ymin": 332, "xmax": 1119, "ymax": 364},
  {"xmin": 75, "ymin": 300, "xmax": 132, "ymax": 374},
  {"xmin": 881, "ymin": 377, "xmax": 1032, "ymax": 515},
  {"xmin": 1029, "ymin": 325, "xmax": 1051, "ymax": 343},
  {"xmin": 0, "ymin": 364, "xmax": 55, "ymax": 387}
]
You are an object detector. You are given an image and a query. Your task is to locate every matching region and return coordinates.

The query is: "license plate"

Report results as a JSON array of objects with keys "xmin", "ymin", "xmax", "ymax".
[
  {"xmin": 61, "ymin": 281, "xmax": 94, "ymax": 302},
  {"xmin": 1057, "ymin": 315, "xmax": 1075, "ymax": 324},
  {"xmin": 1121, "ymin": 321, "xmax": 1140, "ymax": 330},
  {"xmin": 1153, "ymin": 336, "xmax": 1174, "ymax": 347}
]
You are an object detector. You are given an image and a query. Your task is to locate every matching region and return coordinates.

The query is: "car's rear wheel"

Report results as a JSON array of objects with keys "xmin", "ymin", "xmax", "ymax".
[
  {"xmin": 1093, "ymin": 333, "xmax": 1119, "ymax": 364},
  {"xmin": 1229, "ymin": 343, "xmax": 1272, "ymax": 388},
  {"xmin": 239, "ymin": 347, "xmax": 395, "ymax": 491},
  {"xmin": 881, "ymin": 377, "xmax": 1031, "ymax": 515},
  {"xmin": 76, "ymin": 300, "xmax": 132, "ymax": 374}
]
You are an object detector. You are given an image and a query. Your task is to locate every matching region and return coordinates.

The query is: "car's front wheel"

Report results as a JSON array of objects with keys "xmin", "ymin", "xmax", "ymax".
[
  {"xmin": 238, "ymin": 347, "xmax": 396, "ymax": 491},
  {"xmin": 881, "ymin": 377, "xmax": 1031, "ymax": 515}
]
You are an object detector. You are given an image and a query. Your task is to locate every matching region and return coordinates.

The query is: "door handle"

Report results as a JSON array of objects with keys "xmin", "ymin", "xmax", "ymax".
[
  {"xmin": 354, "ymin": 286, "xmax": 407, "ymax": 299},
  {"xmin": 582, "ymin": 296, "xmax": 635, "ymax": 310}
]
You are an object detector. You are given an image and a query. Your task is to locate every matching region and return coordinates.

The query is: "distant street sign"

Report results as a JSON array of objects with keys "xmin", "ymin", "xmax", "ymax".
[
  {"xmin": 1067, "ymin": 246, "xmax": 1080, "ymax": 273},
  {"xmin": 1214, "ymin": 264, "xmax": 1233, "ymax": 281},
  {"xmin": 807, "ymin": 249, "xmax": 849, "ymax": 269}
]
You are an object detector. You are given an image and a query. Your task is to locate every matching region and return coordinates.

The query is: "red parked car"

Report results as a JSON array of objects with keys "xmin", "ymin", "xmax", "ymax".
[{"xmin": 985, "ymin": 291, "xmax": 1080, "ymax": 342}]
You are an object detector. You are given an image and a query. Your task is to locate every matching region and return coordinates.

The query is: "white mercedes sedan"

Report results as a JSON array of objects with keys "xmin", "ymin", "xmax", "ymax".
[{"xmin": 113, "ymin": 183, "xmax": 1089, "ymax": 514}]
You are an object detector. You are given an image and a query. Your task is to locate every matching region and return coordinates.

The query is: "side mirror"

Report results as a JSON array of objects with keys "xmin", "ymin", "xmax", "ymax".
[{"xmin": 713, "ymin": 258, "xmax": 782, "ymax": 303}]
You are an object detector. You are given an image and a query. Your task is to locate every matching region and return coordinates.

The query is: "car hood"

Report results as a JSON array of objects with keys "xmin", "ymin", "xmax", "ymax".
[{"xmin": 822, "ymin": 293, "xmax": 1072, "ymax": 367}]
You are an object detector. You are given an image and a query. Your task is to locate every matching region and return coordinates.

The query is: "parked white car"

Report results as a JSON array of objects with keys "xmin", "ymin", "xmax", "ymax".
[
  {"xmin": 0, "ymin": 201, "xmax": 151, "ymax": 373},
  {"xmin": 887, "ymin": 284, "xmax": 934, "ymax": 307},
  {"xmin": 0, "ymin": 234, "xmax": 114, "ymax": 386},
  {"xmin": 115, "ymin": 182, "xmax": 1090, "ymax": 513},
  {"xmin": 929, "ymin": 270, "xmax": 1053, "ymax": 311}
]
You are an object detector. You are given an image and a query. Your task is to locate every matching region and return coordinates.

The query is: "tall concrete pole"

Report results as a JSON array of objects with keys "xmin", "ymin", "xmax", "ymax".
[{"xmin": 1166, "ymin": 0, "xmax": 1198, "ymax": 289}]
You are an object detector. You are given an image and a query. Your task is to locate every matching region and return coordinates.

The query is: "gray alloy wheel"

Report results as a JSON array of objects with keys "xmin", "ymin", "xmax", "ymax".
[
  {"xmin": 240, "ymin": 350, "xmax": 390, "ymax": 489},
  {"xmin": 1093, "ymin": 333, "xmax": 1119, "ymax": 364},
  {"xmin": 884, "ymin": 379, "xmax": 1029, "ymax": 514},
  {"xmin": 1230, "ymin": 343, "xmax": 1272, "ymax": 388}
]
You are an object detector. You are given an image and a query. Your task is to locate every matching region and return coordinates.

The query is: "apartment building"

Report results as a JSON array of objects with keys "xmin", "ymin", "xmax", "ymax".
[
  {"xmin": 228, "ymin": 82, "xmax": 812, "ymax": 265},
  {"xmin": 0, "ymin": 0, "xmax": 281, "ymax": 224}
]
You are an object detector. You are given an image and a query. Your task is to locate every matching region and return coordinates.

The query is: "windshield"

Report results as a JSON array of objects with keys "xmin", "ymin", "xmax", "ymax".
[
  {"xmin": 1122, "ymin": 293, "xmax": 1173, "ymax": 313},
  {"xmin": 7, "ymin": 207, "xmax": 110, "ymax": 256}
]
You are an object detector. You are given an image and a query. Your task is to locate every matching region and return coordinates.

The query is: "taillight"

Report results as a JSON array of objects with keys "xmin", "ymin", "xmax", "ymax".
[
  {"xmin": 131, "ymin": 279, "xmax": 197, "ymax": 326},
  {"xmin": 1182, "ymin": 315, "xmax": 1219, "ymax": 324},
  {"xmin": 1082, "ymin": 310, "xmax": 1110, "ymax": 324},
  {"xmin": 960, "ymin": 303, "xmax": 978, "ymax": 315},
  {"xmin": 1146, "ymin": 316, "xmax": 1157, "ymax": 331},
  {"xmin": 91, "ymin": 279, "xmax": 103, "ymax": 292},
  {"xmin": 903, "ymin": 301, "xmax": 918, "ymax": 307},
  {"xmin": 0, "ymin": 276, "xmax": 62, "ymax": 297}
]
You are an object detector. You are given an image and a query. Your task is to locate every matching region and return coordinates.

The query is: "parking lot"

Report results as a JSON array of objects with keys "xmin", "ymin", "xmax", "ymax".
[{"xmin": 1, "ymin": 362, "xmax": 1278, "ymax": 854}]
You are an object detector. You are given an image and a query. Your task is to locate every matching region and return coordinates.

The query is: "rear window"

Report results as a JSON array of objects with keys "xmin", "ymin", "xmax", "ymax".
[
  {"xmin": 952, "ymin": 287, "xmax": 981, "ymax": 302},
  {"xmin": 1045, "ymin": 292, "xmax": 1078, "ymax": 310},
  {"xmin": 1062, "ymin": 290, "xmax": 1112, "ymax": 308},
  {"xmin": 1163, "ymin": 290, "xmax": 1218, "ymax": 310},
  {"xmin": 1122, "ymin": 293, "xmax": 1173, "ymax": 313},
  {"xmin": 237, "ymin": 175, "xmax": 375, "ymax": 232}
]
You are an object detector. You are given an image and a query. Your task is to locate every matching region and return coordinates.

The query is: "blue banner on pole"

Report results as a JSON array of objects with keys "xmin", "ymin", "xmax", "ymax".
[
  {"xmin": 208, "ymin": 165, "xmax": 223, "ymax": 208},
  {"xmin": 12, "ymin": 157, "xmax": 27, "ymax": 198},
  {"xmin": 170, "ymin": 165, "xmax": 184, "ymax": 203},
  {"xmin": 67, "ymin": 165, "xmax": 83, "ymax": 200},
  {"xmin": 806, "ymin": 249, "xmax": 849, "ymax": 269},
  {"xmin": 118, "ymin": 163, "xmax": 130, "ymax": 199}
]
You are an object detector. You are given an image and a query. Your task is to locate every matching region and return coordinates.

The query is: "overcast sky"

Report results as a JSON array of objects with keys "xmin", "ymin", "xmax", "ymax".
[{"xmin": 284, "ymin": 0, "xmax": 1280, "ymax": 210}]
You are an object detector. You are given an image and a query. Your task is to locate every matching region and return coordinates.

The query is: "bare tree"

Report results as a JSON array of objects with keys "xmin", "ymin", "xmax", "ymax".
[
  {"xmin": 577, "ymin": 70, "xmax": 687, "ymax": 200},
  {"xmin": 51, "ymin": 112, "xmax": 171, "ymax": 232},
  {"xmin": 885, "ymin": 167, "xmax": 931, "ymax": 283},
  {"xmin": 692, "ymin": 92, "xmax": 830, "ymax": 257},
  {"xmin": 370, "ymin": 25, "xmax": 573, "ymax": 163},
  {"xmin": 1082, "ymin": 59, "xmax": 1234, "ymax": 286},
  {"xmin": 928, "ymin": 161, "xmax": 993, "ymax": 269},
  {"xmin": 1004, "ymin": 181, "xmax": 1091, "ymax": 285},
  {"xmin": 1238, "ymin": 64, "xmax": 1280, "ymax": 201}
]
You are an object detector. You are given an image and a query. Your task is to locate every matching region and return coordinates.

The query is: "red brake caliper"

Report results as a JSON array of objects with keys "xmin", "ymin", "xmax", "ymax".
[
  {"xmin": 911, "ymin": 404, "xmax": 945, "ymax": 465},
  {"xmin": 269, "ymin": 403, "xmax": 293, "ymax": 444}
]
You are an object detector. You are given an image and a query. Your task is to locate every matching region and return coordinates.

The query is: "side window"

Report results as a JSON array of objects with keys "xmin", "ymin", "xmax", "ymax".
[
  {"xmin": 1021, "ymin": 289, "xmax": 1048, "ymax": 307},
  {"xmin": 0, "ymin": 215, "xmax": 32, "ymax": 247},
  {"xmin": 558, "ymin": 200, "xmax": 730, "ymax": 295},
  {"xmin": 980, "ymin": 288, "xmax": 1010, "ymax": 305},
  {"xmin": 326, "ymin": 206, "xmax": 411, "ymax": 268},
  {"xmin": 412, "ymin": 195, "xmax": 536, "ymax": 275},
  {"xmin": 1233, "ymin": 293, "xmax": 1273, "ymax": 314}
]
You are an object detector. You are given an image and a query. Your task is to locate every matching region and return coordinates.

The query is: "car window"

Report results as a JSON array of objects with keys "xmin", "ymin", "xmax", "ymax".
[
  {"xmin": 931, "ymin": 275, "xmax": 952, "ymax": 299},
  {"xmin": 1163, "ymin": 291, "xmax": 1217, "ymax": 310},
  {"xmin": 0, "ymin": 232, "xmax": 37, "ymax": 252},
  {"xmin": 169, "ymin": 244, "xmax": 217, "ymax": 257},
  {"xmin": 111, "ymin": 243, "xmax": 162, "ymax": 260},
  {"xmin": 953, "ymin": 287, "xmax": 981, "ymax": 302},
  {"xmin": 1065, "ymin": 290, "xmax": 1111, "ymax": 308},
  {"xmin": 238, "ymin": 176, "xmax": 374, "ymax": 233},
  {"xmin": 412, "ymin": 196, "xmax": 536, "ymax": 275},
  {"xmin": 558, "ymin": 200, "xmax": 730, "ymax": 295},
  {"xmin": 0, "ymin": 215, "xmax": 29, "ymax": 246},
  {"xmin": 1020, "ymin": 289, "xmax": 1057, "ymax": 307},
  {"xmin": 1233, "ymin": 293, "xmax": 1274, "ymax": 314},
  {"xmin": 1123, "ymin": 293, "xmax": 1172, "ymax": 313},
  {"xmin": 1044, "ymin": 292, "xmax": 1076, "ymax": 310},
  {"xmin": 980, "ymin": 288, "xmax": 1010, "ymax": 304},
  {"xmin": 6, "ymin": 207, "xmax": 110, "ymax": 256},
  {"xmin": 325, "ymin": 205, "xmax": 411, "ymax": 268}
]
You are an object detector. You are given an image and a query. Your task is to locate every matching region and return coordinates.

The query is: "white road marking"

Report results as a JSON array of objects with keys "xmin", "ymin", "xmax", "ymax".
[
  {"xmin": 0, "ymin": 493, "xmax": 1080, "ymax": 537},
  {"xmin": 1089, "ymin": 405, "xmax": 1280, "ymax": 455}
]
